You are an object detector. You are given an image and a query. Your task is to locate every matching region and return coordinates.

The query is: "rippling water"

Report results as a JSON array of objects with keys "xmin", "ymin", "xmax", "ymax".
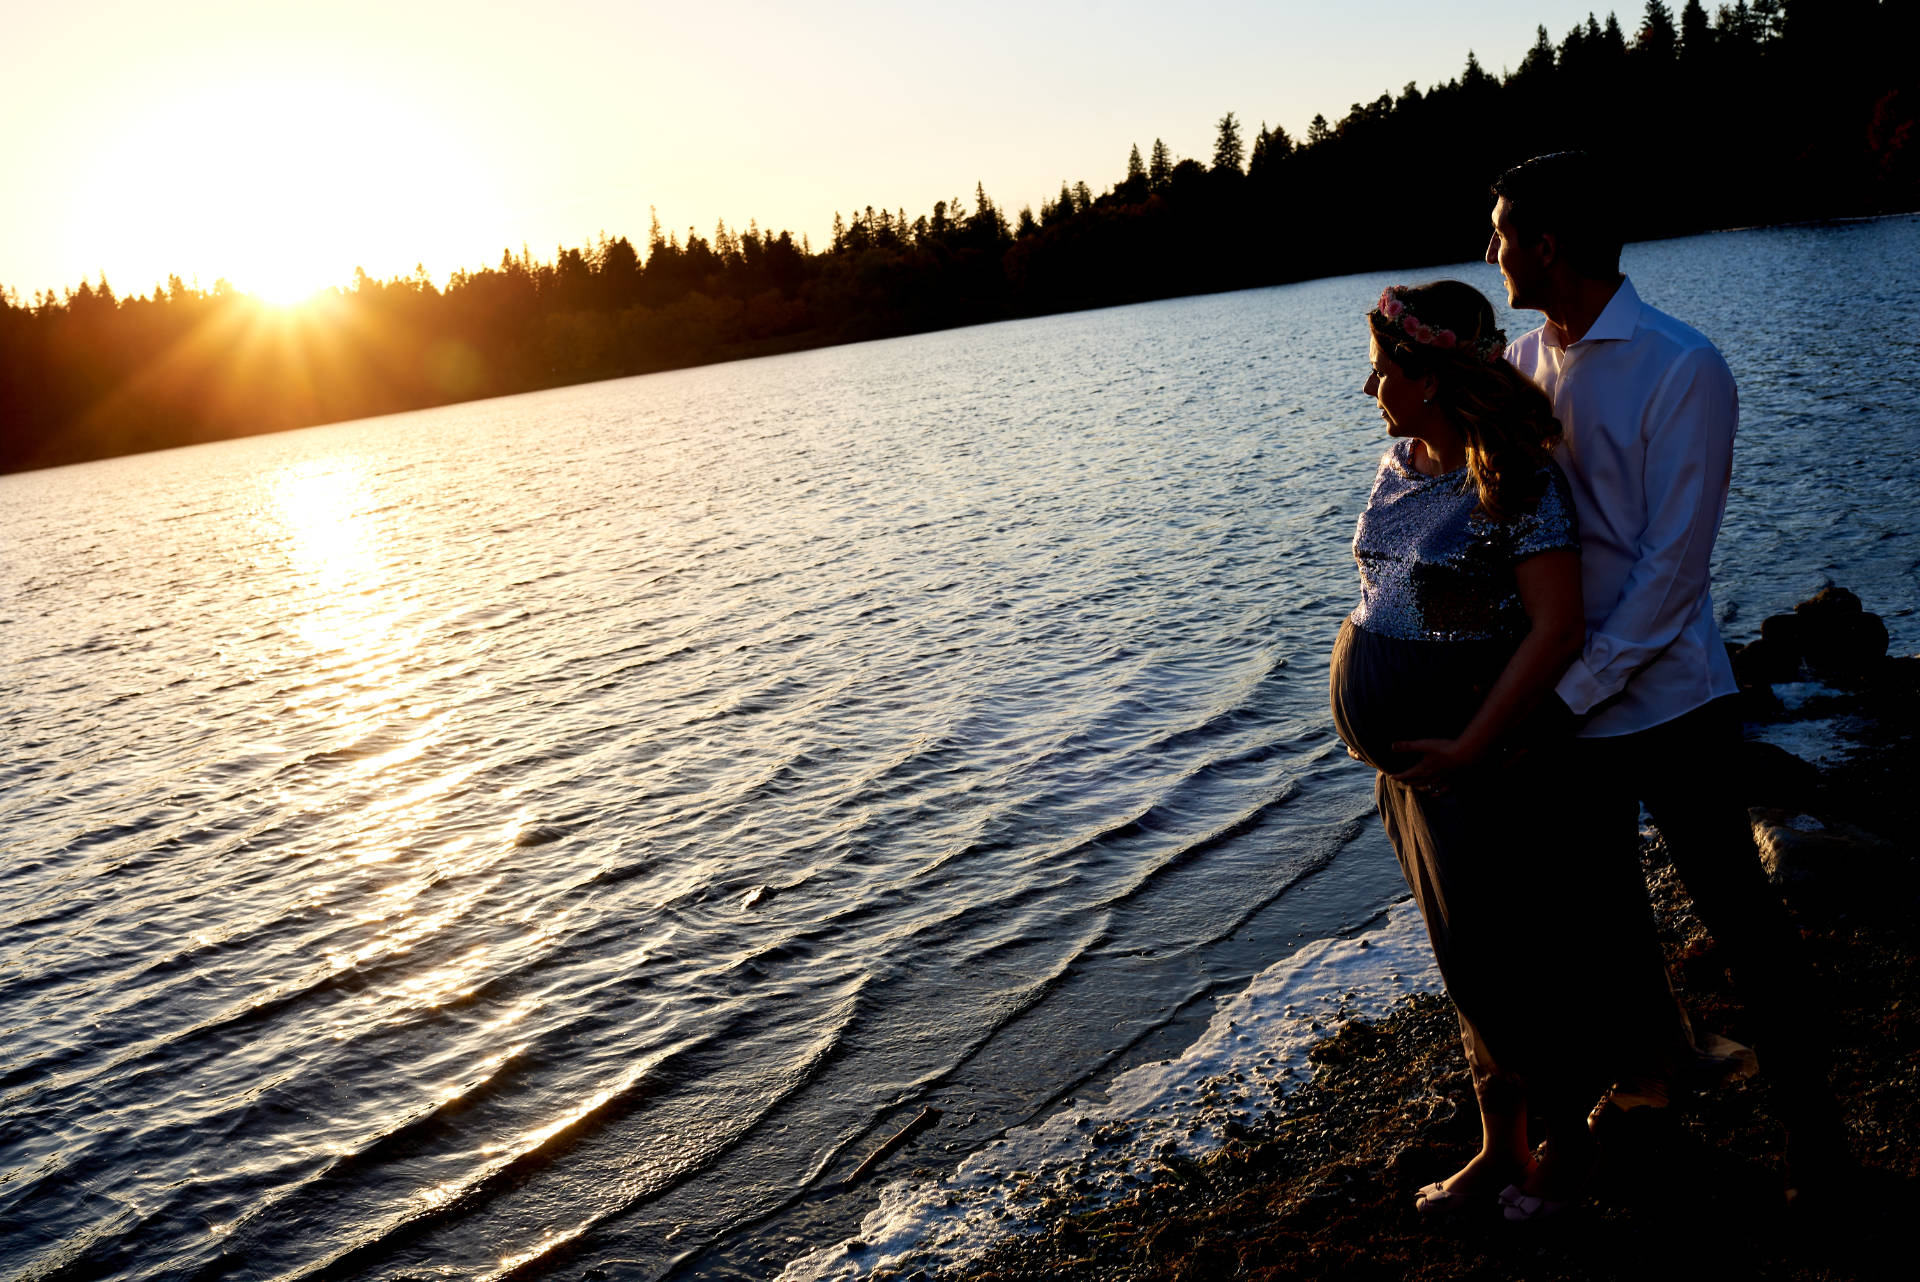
[{"xmin": 4, "ymin": 217, "xmax": 1916, "ymax": 1280}]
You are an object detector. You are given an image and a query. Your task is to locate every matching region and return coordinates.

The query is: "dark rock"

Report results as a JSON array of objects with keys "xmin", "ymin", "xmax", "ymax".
[
  {"xmin": 1733, "ymin": 740, "xmax": 1822, "ymax": 810},
  {"xmin": 1760, "ymin": 610, "xmax": 1807, "ymax": 651},
  {"xmin": 1738, "ymin": 590, "xmax": 1889, "ymax": 689},
  {"xmin": 1805, "ymin": 613, "xmax": 1890, "ymax": 685},
  {"xmin": 1792, "ymin": 587, "xmax": 1888, "ymax": 685},
  {"xmin": 1748, "ymin": 806, "xmax": 1896, "ymax": 885},
  {"xmin": 1795, "ymin": 585, "xmax": 1864, "ymax": 620},
  {"xmin": 1730, "ymin": 635, "xmax": 1801, "ymax": 688}
]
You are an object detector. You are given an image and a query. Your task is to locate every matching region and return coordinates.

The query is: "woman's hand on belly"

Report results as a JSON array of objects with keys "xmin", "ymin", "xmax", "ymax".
[{"xmin": 1387, "ymin": 735, "xmax": 1485, "ymax": 791}]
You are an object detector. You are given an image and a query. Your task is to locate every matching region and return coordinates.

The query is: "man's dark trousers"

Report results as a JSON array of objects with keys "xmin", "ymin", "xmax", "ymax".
[{"xmin": 1575, "ymin": 694, "xmax": 1842, "ymax": 1156}]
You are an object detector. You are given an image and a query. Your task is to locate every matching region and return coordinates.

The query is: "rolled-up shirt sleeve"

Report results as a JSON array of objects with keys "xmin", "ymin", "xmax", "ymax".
[{"xmin": 1554, "ymin": 346, "xmax": 1737, "ymax": 714}]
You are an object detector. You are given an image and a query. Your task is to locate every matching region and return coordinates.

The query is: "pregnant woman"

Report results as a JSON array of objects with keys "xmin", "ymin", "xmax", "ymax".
[{"xmin": 1329, "ymin": 280, "xmax": 1666, "ymax": 1220}]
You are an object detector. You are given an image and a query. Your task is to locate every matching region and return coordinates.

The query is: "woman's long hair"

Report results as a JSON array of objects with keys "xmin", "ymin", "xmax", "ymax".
[{"xmin": 1368, "ymin": 279, "xmax": 1561, "ymax": 520}]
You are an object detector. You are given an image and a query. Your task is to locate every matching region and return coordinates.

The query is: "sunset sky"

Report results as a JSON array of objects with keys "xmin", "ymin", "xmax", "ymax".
[{"xmin": 5, "ymin": 1, "xmax": 1618, "ymax": 303}]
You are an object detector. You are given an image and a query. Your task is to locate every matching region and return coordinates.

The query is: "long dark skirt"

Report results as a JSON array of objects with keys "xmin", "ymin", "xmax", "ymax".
[{"xmin": 1329, "ymin": 618, "xmax": 1677, "ymax": 1117}]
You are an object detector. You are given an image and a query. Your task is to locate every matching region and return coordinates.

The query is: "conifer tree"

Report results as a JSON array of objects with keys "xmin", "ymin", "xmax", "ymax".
[
  {"xmin": 1148, "ymin": 138, "xmax": 1173, "ymax": 189},
  {"xmin": 1715, "ymin": 1, "xmax": 1758, "ymax": 53},
  {"xmin": 1636, "ymin": 1, "xmax": 1678, "ymax": 59},
  {"xmin": 1126, "ymin": 143, "xmax": 1146, "ymax": 184},
  {"xmin": 1603, "ymin": 11, "xmax": 1629, "ymax": 56},
  {"xmin": 1461, "ymin": 50, "xmax": 1493, "ymax": 91},
  {"xmin": 1212, "ymin": 111, "xmax": 1245, "ymax": 173},
  {"xmin": 1248, "ymin": 123, "xmax": 1293, "ymax": 185},
  {"xmin": 1680, "ymin": 0, "xmax": 1711, "ymax": 61},
  {"xmin": 1517, "ymin": 24, "xmax": 1557, "ymax": 79},
  {"xmin": 1560, "ymin": 19, "xmax": 1589, "ymax": 71}
]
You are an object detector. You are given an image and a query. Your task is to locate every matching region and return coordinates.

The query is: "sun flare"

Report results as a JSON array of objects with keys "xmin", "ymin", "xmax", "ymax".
[{"xmin": 71, "ymin": 72, "xmax": 506, "ymax": 303}]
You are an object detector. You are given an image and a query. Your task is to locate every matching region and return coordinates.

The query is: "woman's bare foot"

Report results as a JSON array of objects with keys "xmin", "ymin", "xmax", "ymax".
[{"xmin": 1415, "ymin": 1147, "xmax": 1528, "ymax": 1212}]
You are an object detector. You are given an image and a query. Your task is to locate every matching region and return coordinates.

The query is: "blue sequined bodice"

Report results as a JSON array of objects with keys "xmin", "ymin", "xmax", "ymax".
[{"xmin": 1350, "ymin": 439, "xmax": 1578, "ymax": 642}]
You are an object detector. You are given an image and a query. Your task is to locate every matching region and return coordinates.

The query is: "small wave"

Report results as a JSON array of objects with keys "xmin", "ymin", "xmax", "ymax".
[
  {"xmin": 278, "ymin": 979, "xmax": 872, "ymax": 1282},
  {"xmin": 775, "ymin": 903, "xmax": 1439, "ymax": 1281},
  {"xmin": 512, "ymin": 821, "xmax": 578, "ymax": 848}
]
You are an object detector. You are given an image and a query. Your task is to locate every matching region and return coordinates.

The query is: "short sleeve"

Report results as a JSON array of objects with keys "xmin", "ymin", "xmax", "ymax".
[{"xmin": 1506, "ymin": 462, "xmax": 1579, "ymax": 561}]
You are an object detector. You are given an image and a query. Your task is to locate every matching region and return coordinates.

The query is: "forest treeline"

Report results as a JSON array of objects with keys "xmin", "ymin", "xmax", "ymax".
[{"xmin": 4, "ymin": 1, "xmax": 1916, "ymax": 472}]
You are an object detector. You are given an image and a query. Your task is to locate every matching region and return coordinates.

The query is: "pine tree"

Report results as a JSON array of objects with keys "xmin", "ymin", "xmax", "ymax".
[
  {"xmin": 1212, "ymin": 111, "xmax": 1245, "ymax": 173},
  {"xmin": 1560, "ymin": 20, "xmax": 1589, "ymax": 72},
  {"xmin": 1715, "ymin": 1, "xmax": 1759, "ymax": 54},
  {"xmin": 1126, "ymin": 143, "xmax": 1146, "ymax": 183},
  {"xmin": 1680, "ymin": 0, "xmax": 1711, "ymax": 61},
  {"xmin": 1461, "ymin": 50, "xmax": 1492, "ymax": 91},
  {"xmin": 1148, "ymin": 138, "xmax": 1173, "ymax": 189},
  {"xmin": 1636, "ymin": 2, "xmax": 1678, "ymax": 59},
  {"xmin": 1306, "ymin": 113, "xmax": 1331, "ymax": 146},
  {"xmin": 1517, "ymin": 24, "xmax": 1557, "ymax": 79},
  {"xmin": 970, "ymin": 181, "xmax": 1007, "ymax": 241},
  {"xmin": 1603, "ymin": 11, "xmax": 1628, "ymax": 56},
  {"xmin": 1248, "ymin": 123, "xmax": 1293, "ymax": 184}
]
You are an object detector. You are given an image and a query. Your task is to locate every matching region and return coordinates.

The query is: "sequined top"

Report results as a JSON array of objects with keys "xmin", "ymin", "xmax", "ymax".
[{"xmin": 1350, "ymin": 439, "xmax": 1578, "ymax": 642}]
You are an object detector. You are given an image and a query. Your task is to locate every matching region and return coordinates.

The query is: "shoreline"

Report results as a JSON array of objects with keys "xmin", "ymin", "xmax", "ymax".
[
  {"xmin": 829, "ymin": 589, "xmax": 1918, "ymax": 1281},
  {"xmin": 9, "ymin": 214, "xmax": 1915, "ymax": 479}
]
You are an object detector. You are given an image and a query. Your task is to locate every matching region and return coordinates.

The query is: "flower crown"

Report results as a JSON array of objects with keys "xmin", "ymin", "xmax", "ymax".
[{"xmin": 1374, "ymin": 286, "xmax": 1507, "ymax": 364}]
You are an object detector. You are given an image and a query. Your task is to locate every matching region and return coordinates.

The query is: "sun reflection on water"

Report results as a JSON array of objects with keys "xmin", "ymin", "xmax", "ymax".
[{"xmin": 268, "ymin": 459, "xmax": 407, "ymax": 657}]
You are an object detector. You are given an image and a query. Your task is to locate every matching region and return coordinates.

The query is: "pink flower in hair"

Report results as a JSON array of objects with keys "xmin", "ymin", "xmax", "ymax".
[
  {"xmin": 1433, "ymin": 330, "xmax": 1457, "ymax": 349},
  {"xmin": 1402, "ymin": 316, "xmax": 1420, "ymax": 337},
  {"xmin": 1380, "ymin": 294, "xmax": 1405, "ymax": 319}
]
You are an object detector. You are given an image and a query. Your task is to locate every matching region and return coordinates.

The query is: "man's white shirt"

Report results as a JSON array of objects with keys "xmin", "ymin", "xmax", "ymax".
[{"xmin": 1505, "ymin": 275, "xmax": 1741, "ymax": 738}]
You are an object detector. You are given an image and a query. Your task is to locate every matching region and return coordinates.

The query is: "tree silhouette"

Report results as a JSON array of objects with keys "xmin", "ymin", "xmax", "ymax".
[
  {"xmin": 1680, "ymin": 0, "xmax": 1711, "ymax": 62},
  {"xmin": 5, "ymin": 2, "xmax": 1915, "ymax": 473},
  {"xmin": 1212, "ymin": 112, "xmax": 1245, "ymax": 173},
  {"xmin": 1148, "ymin": 138, "xmax": 1173, "ymax": 190},
  {"xmin": 1636, "ymin": 2, "xmax": 1678, "ymax": 59}
]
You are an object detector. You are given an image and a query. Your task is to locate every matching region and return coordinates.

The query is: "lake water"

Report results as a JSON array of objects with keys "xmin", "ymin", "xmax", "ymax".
[{"xmin": 3, "ymin": 217, "xmax": 1916, "ymax": 1281}]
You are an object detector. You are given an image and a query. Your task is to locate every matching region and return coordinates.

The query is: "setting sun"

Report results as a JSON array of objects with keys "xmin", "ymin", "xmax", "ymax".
[{"xmin": 66, "ymin": 71, "xmax": 505, "ymax": 302}]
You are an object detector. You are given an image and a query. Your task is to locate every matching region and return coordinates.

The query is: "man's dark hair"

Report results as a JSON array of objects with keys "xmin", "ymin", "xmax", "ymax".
[{"xmin": 1491, "ymin": 151, "xmax": 1623, "ymax": 281}]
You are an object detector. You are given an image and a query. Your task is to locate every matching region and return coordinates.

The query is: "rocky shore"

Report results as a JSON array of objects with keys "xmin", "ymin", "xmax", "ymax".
[{"xmin": 941, "ymin": 589, "xmax": 1918, "ymax": 1281}]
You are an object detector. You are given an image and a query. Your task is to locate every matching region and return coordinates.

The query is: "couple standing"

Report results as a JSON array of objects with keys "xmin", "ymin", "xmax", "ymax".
[{"xmin": 1329, "ymin": 151, "xmax": 1842, "ymax": 1220}]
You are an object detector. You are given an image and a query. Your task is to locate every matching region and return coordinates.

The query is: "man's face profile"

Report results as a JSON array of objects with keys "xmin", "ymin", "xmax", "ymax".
[{"xmin": 1485, "ymin": 196, "xmax": 1546, "ymax": 311}]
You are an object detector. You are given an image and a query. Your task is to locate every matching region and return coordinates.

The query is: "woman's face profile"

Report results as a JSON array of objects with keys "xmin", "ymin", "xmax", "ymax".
[{"xmin": 1365, "ymin": 332, "xmax": 1426, "ymax": 437}]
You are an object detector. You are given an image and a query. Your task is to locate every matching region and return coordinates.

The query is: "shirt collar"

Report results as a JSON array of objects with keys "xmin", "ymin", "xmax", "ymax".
[{"xmin": 1562, "ymin": 274, "xmax": 1641, "ymax": 347}]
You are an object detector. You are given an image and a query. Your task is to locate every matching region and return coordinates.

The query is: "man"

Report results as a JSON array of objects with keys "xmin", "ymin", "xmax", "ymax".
[{"xmin": 1484, "ymin": 151, "xmax": 1845, "ymax": 1198}]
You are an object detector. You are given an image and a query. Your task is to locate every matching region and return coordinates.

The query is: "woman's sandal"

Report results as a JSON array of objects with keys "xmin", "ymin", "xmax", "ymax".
[{"xmin": 1413, "ymin": 1180, "xmax": 1477, "ymax": 1215}]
